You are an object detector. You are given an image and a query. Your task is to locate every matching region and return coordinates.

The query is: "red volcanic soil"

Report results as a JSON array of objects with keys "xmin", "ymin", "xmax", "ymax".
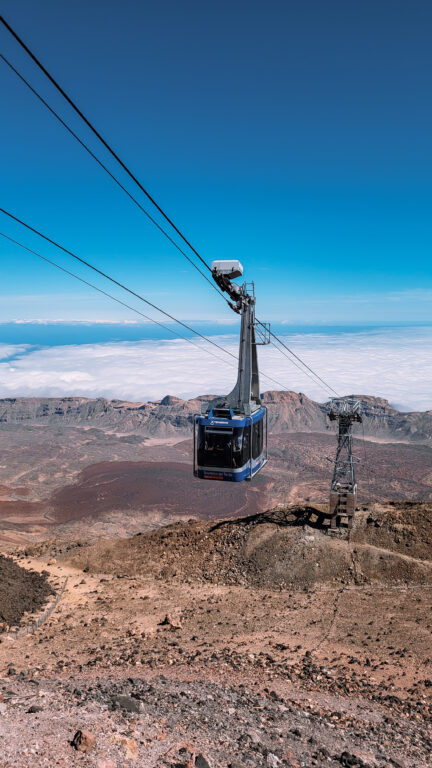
[
  {"xmin": 0, "ymin": 499, "xmax": 47, "ymax": 543},
  {"xmin": 0, "ymin": 485, "xmax": 31, "ymax": 500},
  {"xmin": 51, "ymin": 461, "xmax": 270, "ymax": 523},
  {"xmin": 14, "ymin": 487, "xmax": 31, "ymax": 497},
  {"xmin": 0, "ymin": 500, "xmax": 45, "ymax": 520}
]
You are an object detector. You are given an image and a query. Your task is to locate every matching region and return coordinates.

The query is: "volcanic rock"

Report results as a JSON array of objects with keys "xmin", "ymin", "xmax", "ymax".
[{"xmin": 71, "ymin": 729, "xmax": 96, "ymax": 753}]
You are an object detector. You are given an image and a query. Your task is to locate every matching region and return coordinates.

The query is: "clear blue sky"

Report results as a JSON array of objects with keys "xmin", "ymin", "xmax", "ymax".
[{"xmin": 1, "ymin": 0, "xmax": 431, "ymax": 324}]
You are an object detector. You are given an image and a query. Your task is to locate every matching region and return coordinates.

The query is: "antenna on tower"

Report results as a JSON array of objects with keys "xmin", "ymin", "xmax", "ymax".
[{"xmin": 327, "ymin": 397, "xmax": 362, "ymax": 530}]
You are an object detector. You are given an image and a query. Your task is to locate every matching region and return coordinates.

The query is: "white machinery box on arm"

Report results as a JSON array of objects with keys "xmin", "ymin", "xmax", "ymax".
[{"xmin": 211, "ymin": 260, "xmax": 243, "ymax": 279}]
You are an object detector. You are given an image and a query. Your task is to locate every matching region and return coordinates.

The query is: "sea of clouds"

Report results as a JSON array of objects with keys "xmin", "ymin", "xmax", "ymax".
[{"xmin": 0, "ymin": 326, "xmax": 431, "ymax": 411}]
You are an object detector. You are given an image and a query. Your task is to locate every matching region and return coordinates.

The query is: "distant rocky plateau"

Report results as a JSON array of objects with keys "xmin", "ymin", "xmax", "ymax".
[{"xmin": 1, "ymin": 390, "xmax": 432, "ymax": 442}]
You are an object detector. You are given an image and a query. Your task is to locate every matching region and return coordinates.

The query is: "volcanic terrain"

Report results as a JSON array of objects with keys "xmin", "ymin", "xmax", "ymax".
[
  {"xmin": 0, "ymin": 501, "xmax": 431, "ymax": 767},
  {"xmin": 1, "ymin": 392, "xmax": 432, "ymax": 546},
  {"xmin": 0, "ymin": 393, "xmax": 431, "ymax": 766}
]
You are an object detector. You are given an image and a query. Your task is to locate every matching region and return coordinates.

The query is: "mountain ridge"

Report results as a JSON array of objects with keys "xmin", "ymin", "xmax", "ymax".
[{"xmin": 1, "ymin": 391, "xmax": 432, "ymax": 443}]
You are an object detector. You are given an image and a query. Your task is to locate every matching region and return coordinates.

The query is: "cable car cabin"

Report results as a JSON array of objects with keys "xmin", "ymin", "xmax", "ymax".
[{"xmin": 194, "ymin": 406, "xmax": 268, "ymax": 482}]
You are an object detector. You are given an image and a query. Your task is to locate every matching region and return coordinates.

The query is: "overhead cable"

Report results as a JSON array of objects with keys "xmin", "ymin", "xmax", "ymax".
[
  {"xmin": 268, "ymin": 339, "xmax": 336, "ymax": 397},
  {"xmin": 0, "ymin": 230, "xmax": 295, "ymax": 394},
  {"xmin": 257, "ymin": 320, "xmax": 340, "ymax": 397},
  {"xmin": 0, "ymin": 207, "xmax": 237, "ymax": 362},
  {"xmin": 0, "ymin": 231, "xmax": 238, "ymax": 369},
  {"xmin": 0, "ymin": 15, "xmax": 212, "ymax": 273},
  {"xmin": 0, "ymin": 16, "xmax": 340, "ymax": 399},
  {"xmin": 0, "ymin": 53, "xmax": 229, "ymax": 305}
]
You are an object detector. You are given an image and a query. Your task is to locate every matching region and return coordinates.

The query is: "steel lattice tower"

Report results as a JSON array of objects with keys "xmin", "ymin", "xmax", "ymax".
[{"xmin": 327, "ymin": 397, "xmax": 362, "ymax": 529}]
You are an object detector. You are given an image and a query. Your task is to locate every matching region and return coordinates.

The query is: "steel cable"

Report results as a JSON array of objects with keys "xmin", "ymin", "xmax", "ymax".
[
  {"xmin": 0, "ymin": 17, "xmax": 342, "ymax": 401},
  {"xmin": 0, "ymin": 229, "xmax": 296, "ymax": 394},
  {"xmin": 256, "ymin": 320, "xmax": 340, "ymax": 397},
  {"xmin": 0, "ymin": 53, "xmax": 229, "ymax": 306},
  {"xmin": 0, "ymin": 15, "xmax": 212, "ymax": 274},
  {"xmin": 0, "ymin": 207, "xmax": 237, "ymax": 361},
  {"xmin": 0, "ymin": 231, "xmax": 239, "ymax": 370}
]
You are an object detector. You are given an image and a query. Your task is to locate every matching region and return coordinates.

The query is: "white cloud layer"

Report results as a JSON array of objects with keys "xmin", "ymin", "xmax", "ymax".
[
  {"xmin": 0, "ymin": 343, "xmax": 29, "ymax": 360},
  {"xmin": 0, "ymin": 326, "xmax": 432, "ymax": 411}
]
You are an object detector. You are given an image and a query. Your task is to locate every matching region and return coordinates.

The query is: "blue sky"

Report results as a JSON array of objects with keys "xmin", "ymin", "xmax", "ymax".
[{"xmin": 1, "ymin": 0, "xmax": 431, "ymax": 324}]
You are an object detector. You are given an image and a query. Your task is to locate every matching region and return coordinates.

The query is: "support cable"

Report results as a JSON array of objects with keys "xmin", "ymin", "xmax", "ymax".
[
  {"xmin": 0, "ymin": 231, "xmax": 238, "ymax": 369},
  {"xmin": 0, "ymin": 53, "xmax": 229, "ymax": 306},
  {"xmin": 0, "ymin": 207, "xmax": 237, "ymax": 361},
  {"xmin": 0, "ymin": 18, "xmax": 343, "ymax": 400},
  {"xmin": 0, "ymin": 16, "xmax": 212, "ymax": 273},
  {"xmin": 0, "ymin": 16, "xmax": 340, "ymax": 400},
  {"xmin": 0, "ymin": 230, "xmax": 295, "ymax": 394},
  {"xmin": 257, "ymin": 320, "xmax": 340, "ymax": 397},
  {"xmin": 268, "ymin": 339, "xmax": 334, "ymax": 398}
]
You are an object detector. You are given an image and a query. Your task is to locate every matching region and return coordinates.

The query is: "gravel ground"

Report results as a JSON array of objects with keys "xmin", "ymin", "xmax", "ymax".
[
  {"xmin": 0, "ymin": 671, "xmax": 430, "ymax": 768},
  {"xmin": 1, "ymin": 504, "xmax": 431, "ymax": 767}
]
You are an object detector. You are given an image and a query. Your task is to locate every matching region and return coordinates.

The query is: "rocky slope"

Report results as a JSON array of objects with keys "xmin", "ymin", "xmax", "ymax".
[
  {"xmin": 66, "ymin": 502, "xmax": 432, "ymax": 588},
  {"xmin": 1, "ymin": 502, "xmax": 431, "ymax": 767},
  {"xmin": 1, "ymin": 392, "xmax": 432, "ymax": 443}
]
